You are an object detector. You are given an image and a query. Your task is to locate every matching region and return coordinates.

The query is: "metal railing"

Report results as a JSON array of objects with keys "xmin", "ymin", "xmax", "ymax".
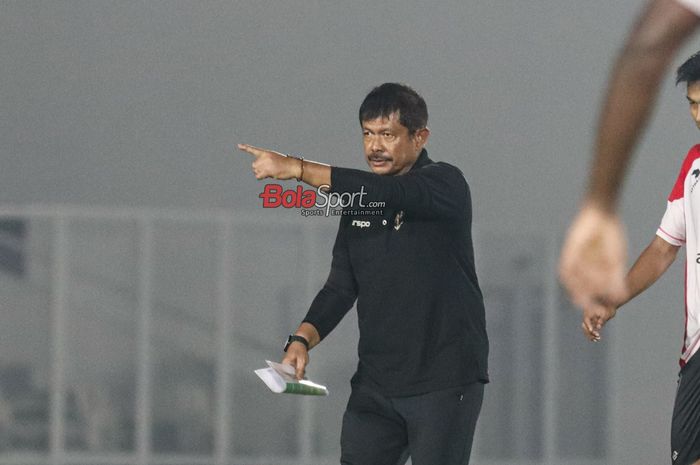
[{"xmin": 0, "ymin": 204, "xmax": 610, "ymax": 465}]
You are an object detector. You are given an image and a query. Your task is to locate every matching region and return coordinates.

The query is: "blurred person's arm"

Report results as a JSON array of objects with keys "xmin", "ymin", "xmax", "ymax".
[
  {"xmin": 589, "ymin": 0, "xmax": 699, "ymax": 208},
  {"xmin": 560, "ymin": 0, "xmax": 699, "ymax": 308}
]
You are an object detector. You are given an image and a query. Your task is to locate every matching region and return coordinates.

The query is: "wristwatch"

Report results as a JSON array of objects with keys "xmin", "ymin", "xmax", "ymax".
[{"xmin": 283, "ymin": 334, "xmax": 309, "ymax": 352}]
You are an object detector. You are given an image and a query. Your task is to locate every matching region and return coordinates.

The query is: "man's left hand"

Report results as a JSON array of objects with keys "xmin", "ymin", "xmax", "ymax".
[{"xmin": 238, "ymin": 143, "xmax": 301, "ymax": 180}]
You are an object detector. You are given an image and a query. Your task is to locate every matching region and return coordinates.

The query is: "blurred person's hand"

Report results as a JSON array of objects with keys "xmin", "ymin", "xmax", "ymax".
[{"xmin": 559, "ymin": 202, "xmax": 627, "ymax": 309}]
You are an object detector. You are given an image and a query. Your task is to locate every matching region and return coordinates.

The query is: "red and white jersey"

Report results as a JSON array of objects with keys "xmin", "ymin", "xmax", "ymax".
[
  {"xmin": 677, "ymin": 0, "xmax": 700, "ymax": 15},
  {"xmin": 658, "ymin": 145, "xmax": 700, "ymax": 366}
]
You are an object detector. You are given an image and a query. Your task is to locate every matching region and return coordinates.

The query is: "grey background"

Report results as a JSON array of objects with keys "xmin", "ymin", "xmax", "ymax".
[{"xmin": 2, "ymin": 0, "xmax": 699, "ymax": 463}]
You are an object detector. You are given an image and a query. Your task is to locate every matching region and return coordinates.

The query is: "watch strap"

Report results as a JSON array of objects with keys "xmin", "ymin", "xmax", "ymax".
[{"xmin": 284, "ymin": 334, "xmax": 309, "ymax": 352}]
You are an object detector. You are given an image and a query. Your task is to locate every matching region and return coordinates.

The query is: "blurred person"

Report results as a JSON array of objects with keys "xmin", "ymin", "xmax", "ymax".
[
  {"xmin": 238, "ymin": 83, "xmax": 488, "ymax": 465},
  {"xmin": 582, "ymin": 52, "xmax": 700, "ymax": 465},
  {"xmin": 559, "ymin": 0, "xmax": 700, "ymax": 309}
]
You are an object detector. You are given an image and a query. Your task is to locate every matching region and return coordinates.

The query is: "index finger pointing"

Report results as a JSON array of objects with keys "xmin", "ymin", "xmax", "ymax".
[{"xmin": 237, "ymin": 143, "xmax": 266, "ymax": 158}]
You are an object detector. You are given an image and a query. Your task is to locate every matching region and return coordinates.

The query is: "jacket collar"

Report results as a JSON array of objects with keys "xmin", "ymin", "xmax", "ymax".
[{"xmin": 408, "ymin": 148, "xmax": 432, "ymax": 172}]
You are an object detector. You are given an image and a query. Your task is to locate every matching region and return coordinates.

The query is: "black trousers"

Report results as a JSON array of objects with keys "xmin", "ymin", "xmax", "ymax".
[
  {"xmin": 672, "ymin": 353, "xmax": 700, "ymax": 465},
  {"xmin": 340, "ymin": 381, "xmax": 484, "ymax": 465}
]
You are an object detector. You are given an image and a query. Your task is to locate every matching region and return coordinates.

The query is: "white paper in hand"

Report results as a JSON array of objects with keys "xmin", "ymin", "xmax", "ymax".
[{"xmin": 254, "ymin": 360, "xmax": 328, "ymax": 396}]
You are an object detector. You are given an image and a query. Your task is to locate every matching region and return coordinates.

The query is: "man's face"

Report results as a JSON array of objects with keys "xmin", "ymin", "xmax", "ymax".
[
  {"xmin": 361, "ymin": 112, "xmax": 428, "ymax": 176},
  {"xmin": 687, "ymin": 81, "xmax": 700, "ymax": 129}
]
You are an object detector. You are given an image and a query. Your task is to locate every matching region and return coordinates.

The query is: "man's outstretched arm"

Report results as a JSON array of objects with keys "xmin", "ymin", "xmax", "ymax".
[
  {"xmin": 560, "ymin": 0, "xmax": 699, "ymax": 308},
  {"xmin": 238, "ymin": 143, "xmax": 331, "ymax": 188}
]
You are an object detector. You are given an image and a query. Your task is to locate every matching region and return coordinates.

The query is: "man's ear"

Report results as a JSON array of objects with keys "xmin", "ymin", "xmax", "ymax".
[{"xmin": 414, "ymin": 127, "xmax": 430, "ymax": 149}]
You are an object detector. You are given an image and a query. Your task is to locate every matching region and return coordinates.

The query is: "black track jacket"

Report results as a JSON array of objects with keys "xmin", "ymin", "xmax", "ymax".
[{"xmin": 303, "ymin": 149, "xmax": 489, "ymax": 396}]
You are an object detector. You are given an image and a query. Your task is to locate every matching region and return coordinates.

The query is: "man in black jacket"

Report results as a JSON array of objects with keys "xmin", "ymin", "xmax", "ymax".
[{"xmin": 239, "ymin": 83, "xmax": 488, "ymax": 465}]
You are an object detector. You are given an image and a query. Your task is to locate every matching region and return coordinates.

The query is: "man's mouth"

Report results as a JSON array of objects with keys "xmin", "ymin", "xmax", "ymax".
[{"xmin": 368, "ymin": 154, "xmax": 391, "ymax": 165}]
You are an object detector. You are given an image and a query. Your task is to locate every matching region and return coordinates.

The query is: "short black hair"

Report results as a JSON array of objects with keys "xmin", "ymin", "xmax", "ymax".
[
  {"xmin": 358, "ymin": 83, "xmax": 428, "ymax": 135},
  {"xmin": 677, "ymin": 51, "xmax": 700, "ymax": 85}
]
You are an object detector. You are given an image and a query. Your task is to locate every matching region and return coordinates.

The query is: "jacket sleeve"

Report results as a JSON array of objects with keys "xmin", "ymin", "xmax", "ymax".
[
  {"xmin": 302, "ymin": 217, "xmax": 358, "ymax": 340},
  {"xmin": 330, "ymin": 162, "xmax": 469, "ymax": 219}
]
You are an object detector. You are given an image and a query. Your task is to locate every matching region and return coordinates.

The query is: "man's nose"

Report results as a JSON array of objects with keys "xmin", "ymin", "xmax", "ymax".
[{"xmin": 370, "ymin": 136, "xmax": 384, "ymax": 152}]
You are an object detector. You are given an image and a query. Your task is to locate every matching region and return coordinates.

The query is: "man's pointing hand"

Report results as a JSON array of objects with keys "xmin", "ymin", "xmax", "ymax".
[{"xmin": 238, "ymin": 143, "xmax": 302, "ymax": 181}]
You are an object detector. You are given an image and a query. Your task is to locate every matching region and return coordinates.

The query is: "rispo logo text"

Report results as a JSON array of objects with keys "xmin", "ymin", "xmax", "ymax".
[{"xmin": 259, "ymin": 184, "xmax": 370, "ymax": 216}]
